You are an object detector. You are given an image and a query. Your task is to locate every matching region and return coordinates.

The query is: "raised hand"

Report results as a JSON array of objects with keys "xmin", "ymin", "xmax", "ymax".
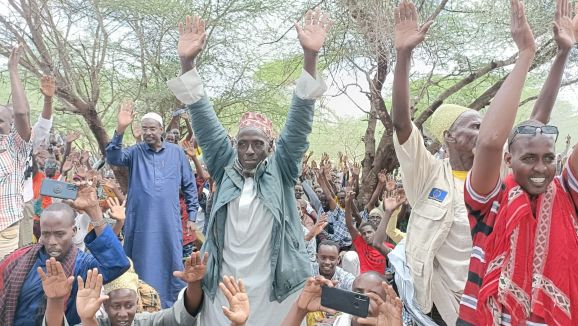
[
  {"xmin": 80, "ymin": 150, "xmax": 91, "ymax": 165},
  {"xmin": 38, "ymin": 257, "xmax": 74, "ymax": 300},
  {"xmin": 220, "ymin": 276, "xmax": 250, "ymax": 325},
  {"xmin": 553, "ymin": 0, "xmax": 576, "ymax": 51},
  {"xmin": 178, "ymin": 15, "xmax": 207, "ymax": 62},
  {"xmin": 117, "ymin": 99, "xmax": 135, "ymax": 132},
  {"xmin": 61, "ymin": 157, "xmax": 74, "ymax": 174},
  {"xmin": 383, "ymin": 187, "xmax": 406, "ymax": 213},
  {"xmin": 173, "ymin": 251, "xmax": 209, "ymax": 284},
  {"xmin": 385, "ymin": 174, "xmax": 396, "ymax": 193},
  {"xmin": 76, "ymin": 268, "xmax": 109, "ymax": 321},
  {"xmin": 71, "ymin": 181, "xmax": 99, "ymax": 211},
  {"xmin": 8, "ymin": 44, "xmax": 23, "ymax": 72},
  {"xmin": 510, "ymin": 0, "xmax": 536, "ymax": 53},
  {"xmin": 40, "ymin": 75, "xmax": 56, "ymax": 98},
  {"xmin": 295, "ymin": 8, "xmax": 332, "ymax": 54},
  {"xmin": 106, "ymin": 197, "xmax": 126, "ymax": 221},
  {"xmin": 312, "ymin": 214, "xmax": 328, "ymax": 237},
  {"xmin": 182, "ymin": 140, "xmax": 196, "ymax": 157},
  {"xmin": 377, "ymin": 170, "xmax": 387, "ymax": 184},
  {"xmin": 351, "ymin": 162, "xmax": 361, "ymax": 177},
  {"xmin": 65, "ymin": 130, "xmax": 81, "ymax": 143},
  {"xmin": 394, "ymin": 0, "xmax": 433, "ymax": 52},
  {"xmin": 297, "ymin": 276, "xmax": 337, "ymax": 313}
]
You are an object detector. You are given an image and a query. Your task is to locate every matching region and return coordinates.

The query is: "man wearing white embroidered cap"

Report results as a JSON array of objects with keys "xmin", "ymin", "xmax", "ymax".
[{"xmin": 106, "ymin": 100, "xmax": 199, "ymax": 309}]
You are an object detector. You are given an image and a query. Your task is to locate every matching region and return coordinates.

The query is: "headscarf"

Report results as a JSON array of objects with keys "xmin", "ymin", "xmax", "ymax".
[{"xmin": 426, "ymin": 104, "xmax": 471, "ymax": 143}]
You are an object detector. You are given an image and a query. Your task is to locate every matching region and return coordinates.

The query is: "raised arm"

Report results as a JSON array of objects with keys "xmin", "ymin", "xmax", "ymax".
[
  {"xmin": 106, "ymin": 101, "xmax": 135, "ymax": 167},
  {"xmin": 391, "ymin": 1, "xmax": 432, "ymax": 144},
  {"xmin": 373, "ymin": 189, "xmax": 406, "ymax": 257},
  {"xmin": 173, "ymin": 251, "xmax": 209, "ymax": 316},
  {"xmin": 317, "ymin": 168, "xmax": 337, "ymax": 210},
  {"xmin": 39, "ymin": 258, "xmax": 74, "ymax": 326},
  {"xmin": 275, "ymin": 9, "xmax": 331, "ymax": 183},
  {"xmin": 301, "ymin": 179, "xmax": 322, "ymax": 213},
  {"xmin": 471, "ymin": 0, "xmax": 536, "ymax": 195},
  {"xmin": 366, "ymin": 171, "xmax": 387, "ymax": 211},
  {"xmin": 530, "ymin": 0, "xmax": 575, "ymax": 124},
  {"xmin": 32, "ymin": 75, "xmax": 55, "ymax": 149},
  {"xmin": 8, "ymin": 45, "xmax": 31, "ymax": 141},
  {"xmin": 168, "ymin": 15, "xmax": 234, "ymax": 183},
  {"xmin": 344, "ymin": 191, "xmax": 360, "ymax": 240},
  {"xmin": 76, "ymin": 269, "xmax": 109, "ymax": 326}
]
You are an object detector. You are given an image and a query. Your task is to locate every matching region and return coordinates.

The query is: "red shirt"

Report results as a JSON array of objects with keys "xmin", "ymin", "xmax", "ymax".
[
  {"xmin": 180, "ymin": 196, "xmax": 194, "ymax": 246},
  {"xmin": 352, "ymin": 234, "xmax": 387, "ymax": 274},
  {"xmin": 458, "ymin": 167, "xmax": 578, "ymax": 325}
]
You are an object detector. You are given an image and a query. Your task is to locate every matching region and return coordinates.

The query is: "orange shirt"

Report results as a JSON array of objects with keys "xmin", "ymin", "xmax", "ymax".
[{"xmin": 32, "ymin": 172, "xmax": 60, "ymax": 211}]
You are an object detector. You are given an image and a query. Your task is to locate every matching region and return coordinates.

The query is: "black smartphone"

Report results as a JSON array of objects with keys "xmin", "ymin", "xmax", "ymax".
[
  {"xmin": 40, "ymin": 179, "xmax": 78, "ymax": 200},
  {"xmin": 320, "ymin": 286, "xmax": 370, "ymax": 318}
]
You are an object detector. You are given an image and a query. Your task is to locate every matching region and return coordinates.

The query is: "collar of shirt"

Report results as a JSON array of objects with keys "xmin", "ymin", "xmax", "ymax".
[{"xmin": 145, "ymin": 141, "xmax": 166, "ymax": 152}]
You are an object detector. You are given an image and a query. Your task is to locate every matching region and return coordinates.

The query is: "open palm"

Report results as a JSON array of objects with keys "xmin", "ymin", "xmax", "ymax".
[
  {"xmin": 220, "ymin": 276, "xmax": 250, "ymax": 325},
  {"xmin": 173, "ymin": 251, "xmax": 208, "ymax": 284},
  {"xmin": 554, "ymin": 0, "xmax": 576, "ymax": 50},
  {"xmin": 394, "ymin": 1, "xmax": 433, "ymax": 51},
  {"xmin": 178, "ymin": 15, "xmax": 207, "ymax": 61},
  {"xmin": 38, "ymin": 258, "xmax": 74, "ymax": 300},
  {"xmin": 295, "ymin": 8, "xmax": 332, "ymax": 53},
  {"xmin": 117, "ymin": 100, "xmax": 134, "ymax": 130},
  {"xmin": 76, "ymin": 268, "xmax": 109, "ymax": 321}
]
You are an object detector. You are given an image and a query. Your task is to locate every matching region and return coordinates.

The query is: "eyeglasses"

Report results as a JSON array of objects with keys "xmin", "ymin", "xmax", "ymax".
[{"xmin": 508, "ymin": 125, "xmax": 558, "ymax": 149}]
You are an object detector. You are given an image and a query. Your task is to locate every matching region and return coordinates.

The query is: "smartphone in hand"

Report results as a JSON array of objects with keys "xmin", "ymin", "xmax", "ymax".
[
  {"xmin": 320, "ymin": 286, "xmax": 369, "ymax": 318},
  {"xmin": 40, "ymin": 179, "xmax": 78, "ymax": 200}
]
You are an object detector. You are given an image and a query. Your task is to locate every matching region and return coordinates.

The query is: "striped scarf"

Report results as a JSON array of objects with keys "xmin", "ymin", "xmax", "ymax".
[{"xmin": 0, "ymin": 244, "xmax": 77, "ymax": 326}]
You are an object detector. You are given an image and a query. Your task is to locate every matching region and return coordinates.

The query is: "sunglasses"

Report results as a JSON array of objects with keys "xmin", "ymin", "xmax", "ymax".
[{"xmin": 508, "ymin": 125, "xmax": 558, "ymax": 149}]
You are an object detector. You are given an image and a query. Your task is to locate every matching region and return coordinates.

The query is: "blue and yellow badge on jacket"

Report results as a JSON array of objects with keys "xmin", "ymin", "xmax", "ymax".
[{"xmin": 428, "ymin": 187, "xmax": 448, "ymax": 203}]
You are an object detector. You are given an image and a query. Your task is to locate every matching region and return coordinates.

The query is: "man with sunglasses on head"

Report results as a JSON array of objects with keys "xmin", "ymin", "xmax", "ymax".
[
  {"xmin": 391, "ymin": 0, "xmax": 577, "ymax": 324},
  {"xmin": 459, "ymin": 0, "xmax": 578, "ymax": 324}
]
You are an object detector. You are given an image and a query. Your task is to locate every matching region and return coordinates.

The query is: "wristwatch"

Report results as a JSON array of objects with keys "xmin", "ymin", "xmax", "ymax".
[{"xmin": 90, "ymin": 218, "xmax": 107, "ymax": 228}]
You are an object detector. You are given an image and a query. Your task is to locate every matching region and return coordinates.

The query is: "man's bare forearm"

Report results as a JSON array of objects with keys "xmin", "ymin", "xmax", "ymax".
[
  {"xmin": 9, "ymin": 68, "xmax": 31, "ymax": 141},
  {"xmin": 530, "ymin": 48, "xmax": 570, "ymax": 124}
]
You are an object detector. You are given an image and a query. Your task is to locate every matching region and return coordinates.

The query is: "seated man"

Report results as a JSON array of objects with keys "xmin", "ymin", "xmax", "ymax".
[
  {"xmin": 282, "ymin": 271, "xmax": 403, "ymax": 326},
  {"xmin": 459, "ymin": 0, "xmax": 578, "ymax": 324},
  {"xmin": 0, "ymin": 182, "xmax": 130, "ymax": 326},
  {"xmin": 310, "ymin": 240, "xmax": 355, "ymax": 291},
  {"xmin": 344, "ymin": 191, "xmax": 387, "ymax": 275},
  {"xmin": 41, "ymin": 252, "xmax": 250, "ymax": 326}
]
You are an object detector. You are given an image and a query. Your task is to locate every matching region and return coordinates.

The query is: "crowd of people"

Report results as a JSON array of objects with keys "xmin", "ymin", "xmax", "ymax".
[{"xmin": 1, "ymin": 0, "xmax": 578, "ymax": 325}]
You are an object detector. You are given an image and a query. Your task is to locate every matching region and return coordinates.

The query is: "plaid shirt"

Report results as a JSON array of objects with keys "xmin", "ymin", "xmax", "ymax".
[
  {"xmin": 0, "ymin": 127, "xmax": 31, "ymax": 231},
  {"xmin": 321, "ymin": 207, "xmax": 352, "ymax": 249}
]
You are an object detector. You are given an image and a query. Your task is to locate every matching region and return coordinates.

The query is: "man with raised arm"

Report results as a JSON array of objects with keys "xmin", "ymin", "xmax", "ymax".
[
  {"xmin": 106, "ymin": 102, "xmax": 199, "ymax": 308},
  {"xmin": 167, "ymin": 10, "xmax": 331, "ymax": 325},
  {"xmin": 390, "ymin": 0, "xmax": 576, "ymax": 323},
  {"xmin": 459, "ymin": 0, "xmax": 578, "ymax": 324},
  {"xmin": 0, "ymin": 182, "xmax": 129, "ymax": 326},
  {"xmin": 0, "ymin": 45, "xmax": 32, "ymax": 258},
  {"xmin": 40, "ymin": 253, "xmax": 250, "ymax": 326}
]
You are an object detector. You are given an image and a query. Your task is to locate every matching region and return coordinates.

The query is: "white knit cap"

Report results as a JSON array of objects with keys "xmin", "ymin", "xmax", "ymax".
[{"xmin": 141, "ymin": 112, "xmax": 163, "ymax": 127}]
